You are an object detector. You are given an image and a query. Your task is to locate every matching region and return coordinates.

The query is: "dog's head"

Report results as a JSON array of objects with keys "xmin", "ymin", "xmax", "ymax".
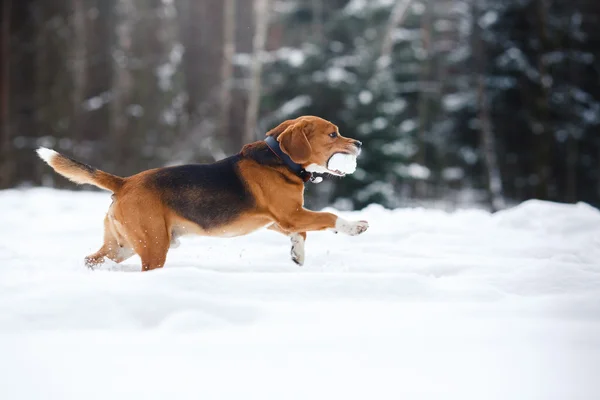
[{"xmin": 266, "ymin": 116, "xmax": 362, "ymax": 177}]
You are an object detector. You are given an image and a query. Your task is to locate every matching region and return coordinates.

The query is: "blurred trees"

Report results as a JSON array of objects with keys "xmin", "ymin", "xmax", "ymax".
[
  {"xmin": 1, "ymin": 0, "xmax": 599, "ymax": 210},
  {"xmin": 261, "ymin": 0, "xmax": 600, "ymax": 209}
]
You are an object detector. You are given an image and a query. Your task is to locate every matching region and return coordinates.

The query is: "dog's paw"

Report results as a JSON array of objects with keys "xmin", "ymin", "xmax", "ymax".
[
  {"xmin": 335, "ymin": 218, "xmax": 369, "ymax": 236},
  {"xmin": 290, "ymin": 233, "xmax": 305, "ymax": 266},
  {"xmin": 291, "ymin": 250, "xmax": 303, "ymax": 266},
  {"xmin": 84, "ymin": 256, "xmax": 103, "ymax": 270}
]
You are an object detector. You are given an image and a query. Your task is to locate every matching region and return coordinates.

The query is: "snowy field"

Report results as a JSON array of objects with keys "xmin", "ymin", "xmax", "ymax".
[{"xmin": 1, "ymin": 188, "xmax": 600, "ymax": 400}]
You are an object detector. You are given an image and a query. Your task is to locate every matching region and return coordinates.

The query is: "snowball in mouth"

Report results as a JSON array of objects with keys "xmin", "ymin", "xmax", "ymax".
[{"xmin": 327, "ymin": 153, "xmax": 357, "ymax": 175}]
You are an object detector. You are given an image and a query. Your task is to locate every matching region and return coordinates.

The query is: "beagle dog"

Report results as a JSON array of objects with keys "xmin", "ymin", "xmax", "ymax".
[{"xmin": 37, "ymin": 115, "xmax": 369, "ymax": 271}]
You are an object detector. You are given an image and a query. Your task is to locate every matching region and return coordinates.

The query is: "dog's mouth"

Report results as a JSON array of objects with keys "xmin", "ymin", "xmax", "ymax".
[
  {"xmin": 326, "ymin": 153, "xmax": 357, "ymax": 176},
  {"xmin": 327, "ymin": 169, "xmax": 346, "ymax": 177},
  {"xmin": 306, "ymin": 152, "xmax": 358, "ymax": 178}
]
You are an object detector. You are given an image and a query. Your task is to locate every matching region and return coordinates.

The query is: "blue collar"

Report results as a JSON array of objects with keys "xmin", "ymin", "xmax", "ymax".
[{"xmin": 265, "ymin": 136, "xmax": 314, "ymax": 183}]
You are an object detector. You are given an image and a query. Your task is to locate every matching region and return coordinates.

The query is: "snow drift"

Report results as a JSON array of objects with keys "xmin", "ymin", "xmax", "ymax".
[{"xmin": 1, "ymin": 188, "xmax": 599, "ymax": 400}]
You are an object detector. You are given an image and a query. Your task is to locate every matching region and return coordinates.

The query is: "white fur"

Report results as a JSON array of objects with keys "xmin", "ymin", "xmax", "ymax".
[
  {"xmin": 36, "ymin": 147, "xmax": 58, "ymax": 165},
  {"xmin": 305, "ymin": 163, "xmax": 329, "ymax": 174},
  {"xmin": 332, "ymin": 218, "xmax": 369, "ymax": 236},
  {"xmin": 290, "ymin": 233, "xmax": 305, "ymax": 266}
]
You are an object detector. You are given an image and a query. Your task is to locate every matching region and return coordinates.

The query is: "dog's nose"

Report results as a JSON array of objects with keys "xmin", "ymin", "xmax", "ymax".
[{"xmin": 354, "ymin": 140, "xmax": 362, "ymax": 149}]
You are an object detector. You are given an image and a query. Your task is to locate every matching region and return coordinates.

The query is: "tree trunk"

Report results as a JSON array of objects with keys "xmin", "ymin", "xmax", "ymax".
[
  {"xmin": 566, "ymin": 135, "xmax": 578, "ymax": 203},
  {"xmin": 473, "ymin": 0, "xmax": 505, "ymax": 211},
  {"xmin": 534, "ymin": 0, "xmax": 552, "ymax": 200},
  {"xmin": 477, "ymin": 76, "xmax": 505, "ymax": 211},
  {"xmin": 566, "ymin": 11, "xmax": 578, "ymax": 204},
  {"xmin": 311, "ymin": 0, "xmax": 324, "ymax": 44},
  {"xmin": 415, "ymin": 0, "xmax": 432, "ymax": 198},
  {"xmin": 244, "ymin": 0, "xmax": 270, "ymax": 145},
  {"xmin": 32, "ymin": 2, "xmax": 49, "ymax": 186},
  {"xmin": 110, "ymin": 0, "xmax": 134, "ymax": 170},
  {"xmin": 378, "ymin": 0, "xmax": 413, "ymax": 72},
  {"xmin": 0, "ymin": 0, "xmax": 11, "ymax": 188},
  {"xmin": 71, "ymin": 0, "xmax": 87, "ymax": 148},
  {"xmin": 219, "ymin": 0, "xmax": 236, "ymax": 141},
  {"xmin": 598, "ymin": 141, "xmax": 600, "ymax": 200}
]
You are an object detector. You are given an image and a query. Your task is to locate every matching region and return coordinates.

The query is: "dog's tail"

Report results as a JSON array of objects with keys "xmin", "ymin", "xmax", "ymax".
[{"xmin": 36, "ymin": 147, "xmax": 125, "ymax": 192}]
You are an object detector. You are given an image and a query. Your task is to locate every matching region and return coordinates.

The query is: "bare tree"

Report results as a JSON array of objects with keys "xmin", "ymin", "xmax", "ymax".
[
  {"xmin": 566, "ymin": 8, "xmax": 579, "ymax": 204},
  {"xmin": 377, "ymin": 0, "xmax": 413, "ymax": 72},
  {"xmin": 472, "ymin": 0, "xmax": 505, "ymax": 210},
  {"xmin": 477, "ymin": 77, "xmax": 505, "ymax": 211},
  {"xmin": 311, "ymin": 0, "xmax": 324, "ymax": 44},
  {"xmin": 110, "ymin": 0, "xmax": 134, "ymax": 168},
  {"xmin": 219, "ymin": 0, "xmax": 236, "ymax": 140},
  {"xmin": 244, "ymin": 0, "xmax": 271, "ymax": 144},
  {"xmin": 415, "ymin": 0, "xmax": 432, "ymax": 198},
  {"xmin": 534, "ymin": 0, "xmax": 552, "ymax": 200},
  {"xmin": 71, "ymin": 0, "xmax": 87, "ymax": 147},
  {"xmin": 0, "ymin": 0, "xmax": 11, "ymax": 188}
]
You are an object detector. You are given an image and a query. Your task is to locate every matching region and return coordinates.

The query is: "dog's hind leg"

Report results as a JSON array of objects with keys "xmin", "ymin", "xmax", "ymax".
[
  {"xmin": 268, "ymin": 224, "xmax": 306, "ymax": 266},
  {"xmin": 84, "ymin": 214, "xmax": 134, "ymax": 269},
  {"xmin": 132, "ymin": 229, "xmax": 170, "ymax": 272},
  {"xmin": 122, "ymin": 214, "xmax": 170, "ymax": 272}
]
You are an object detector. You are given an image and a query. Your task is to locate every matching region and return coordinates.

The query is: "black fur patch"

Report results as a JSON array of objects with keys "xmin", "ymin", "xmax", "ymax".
[
  {"xmin": 151, "ymin": 155, "xmax": 255, "ymax": 230},
  {"xmin": 243, "ymin": 142, "xmax": 283, "ymax": 167}
]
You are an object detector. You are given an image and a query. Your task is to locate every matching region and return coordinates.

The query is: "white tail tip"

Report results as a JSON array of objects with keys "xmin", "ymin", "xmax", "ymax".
[{"xmin": 36, "ymin": 147, "xmax": 58, "ymax": 164}]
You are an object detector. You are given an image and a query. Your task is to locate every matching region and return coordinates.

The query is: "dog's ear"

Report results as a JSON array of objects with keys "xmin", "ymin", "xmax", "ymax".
[
  {"xmin": 278, "ymin": 120, "xmax": 313, "ymax": 164},
  {"xmin": 265, "ymin": 118, "xmax": 298, "ymax": 138}
]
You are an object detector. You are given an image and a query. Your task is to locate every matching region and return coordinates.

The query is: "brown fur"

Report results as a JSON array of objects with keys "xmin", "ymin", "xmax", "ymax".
[
  {"xmin": 38, "ymin": 115, "xmax": 367, "ymax": 271},
  {"xmin": 43, "ymin": 150, "xmax": 124, "ymax": 192}
]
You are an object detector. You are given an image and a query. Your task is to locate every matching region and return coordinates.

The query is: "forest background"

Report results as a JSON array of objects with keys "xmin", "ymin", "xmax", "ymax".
[{"xmin": 2, "ymin": 0, "xmax": 599, "ymax": 211}]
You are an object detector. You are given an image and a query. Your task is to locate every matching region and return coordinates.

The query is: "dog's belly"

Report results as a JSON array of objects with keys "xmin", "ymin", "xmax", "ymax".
[
  {"xmin": 170, "ymin": 212, "xmax": 273, "ymax": 239},
  {"xmin": 210, "ymin": 218, "xmax": 274, "ymax": 238}
]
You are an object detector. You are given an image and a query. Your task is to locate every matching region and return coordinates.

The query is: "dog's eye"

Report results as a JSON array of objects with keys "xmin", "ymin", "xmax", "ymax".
[{"xmin": 329, "ymin": 132, "xmax": 338, "ymax": 138}]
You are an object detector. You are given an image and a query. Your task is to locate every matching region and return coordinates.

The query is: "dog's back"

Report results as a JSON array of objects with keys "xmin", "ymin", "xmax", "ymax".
[{"xmin": 146, "ymin": 156, "xmax": 255, "ymax": 230}]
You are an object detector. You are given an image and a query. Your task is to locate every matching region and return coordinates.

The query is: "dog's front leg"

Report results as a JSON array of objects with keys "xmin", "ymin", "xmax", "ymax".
[
  {"xmin": 268, "ymin": 224, "xmax": 307, "ymax": 266},
  {"xmin": 275, "ymin": 209, "xmax": 369, "ymax": 236}
]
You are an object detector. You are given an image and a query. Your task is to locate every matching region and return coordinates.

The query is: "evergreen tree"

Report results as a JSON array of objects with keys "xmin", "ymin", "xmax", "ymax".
[
  {"xmin": 472, "ymin": 0, "xmax": 600, "ymax": 204},
  {"xmin": 262, "ymin": 1, "xmax": 425, "ymax": 209}
]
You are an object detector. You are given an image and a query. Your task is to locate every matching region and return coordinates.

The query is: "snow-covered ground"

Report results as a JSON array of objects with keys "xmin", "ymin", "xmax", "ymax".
[{"xmin": 1, "ymin": 188, "xmax": 600, "ymax": 400}]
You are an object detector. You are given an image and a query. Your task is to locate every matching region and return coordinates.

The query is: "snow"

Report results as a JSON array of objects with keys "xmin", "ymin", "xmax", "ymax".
[
  {"xmin": 327, "ymin": 153, "xmax": 357, "ymax": 175},
  {"xmin": 379, "ymin": 98, "xmax": 407, "ymax": 115},
  {"xmin": 358, "ymin": 90, "xmax": 373, "ymax": 105},
  {"xmin": 396, "ymin": 163, "xmax": 431, "ymax": 180},
  {"xmin": 479, "ymin": 11, "xmax": 498, "ymax": 28},
  {"xmin": 325, "ymin": 66, "xmax": 356, "ymax": 84},
  {"xmin": 372, "ymin": 117, "xmax": 388, "ymax": 130},
  {"xmin": 392, "ymin": 27, "xmax": 421, "ymax": 42},
  {"xmin": 411, "ymin": 2, "xmax": 425, "ymax": 15},
  {"xmin": 156, "ymin": 44, "xmax": 183, "ymax": 91},
  {"xmin": 275, "ymin": 47, "xmax": 306, "ymax": 68},
  {"xmin": 127, "ymin": 104, "xmax": 144, "ymax": 118},
  {"xmin": 83, "ymin": 92, "xmax": 112, "ymax": 111},
  {"xmin": 443, "ymin": 92, "xmax": 474, "ymax": 112},
  {"xmin": 1, "ymin": 188, "xmax": 600, "ymax": 400},
  {"xmin": 497, "ymin": 47, "xmax": 539, "ymax": 82},
  {"xmin": 381, "ymin": 139, "xmax": 417, "ymax": 157},
  {"xmin": 400, "ymin": 118, "xmax": 416, "ymax": 132},
  {"xmin": 442, "ymin": 167, "xmax": 465, "ymax": 181},
  {"xmin": 274, "ymin": 95, "xmax": 312, "ymax": 119},
  {"xmin": 344, "ymin": 0, "xmax": 395, "ymax": 15}
]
